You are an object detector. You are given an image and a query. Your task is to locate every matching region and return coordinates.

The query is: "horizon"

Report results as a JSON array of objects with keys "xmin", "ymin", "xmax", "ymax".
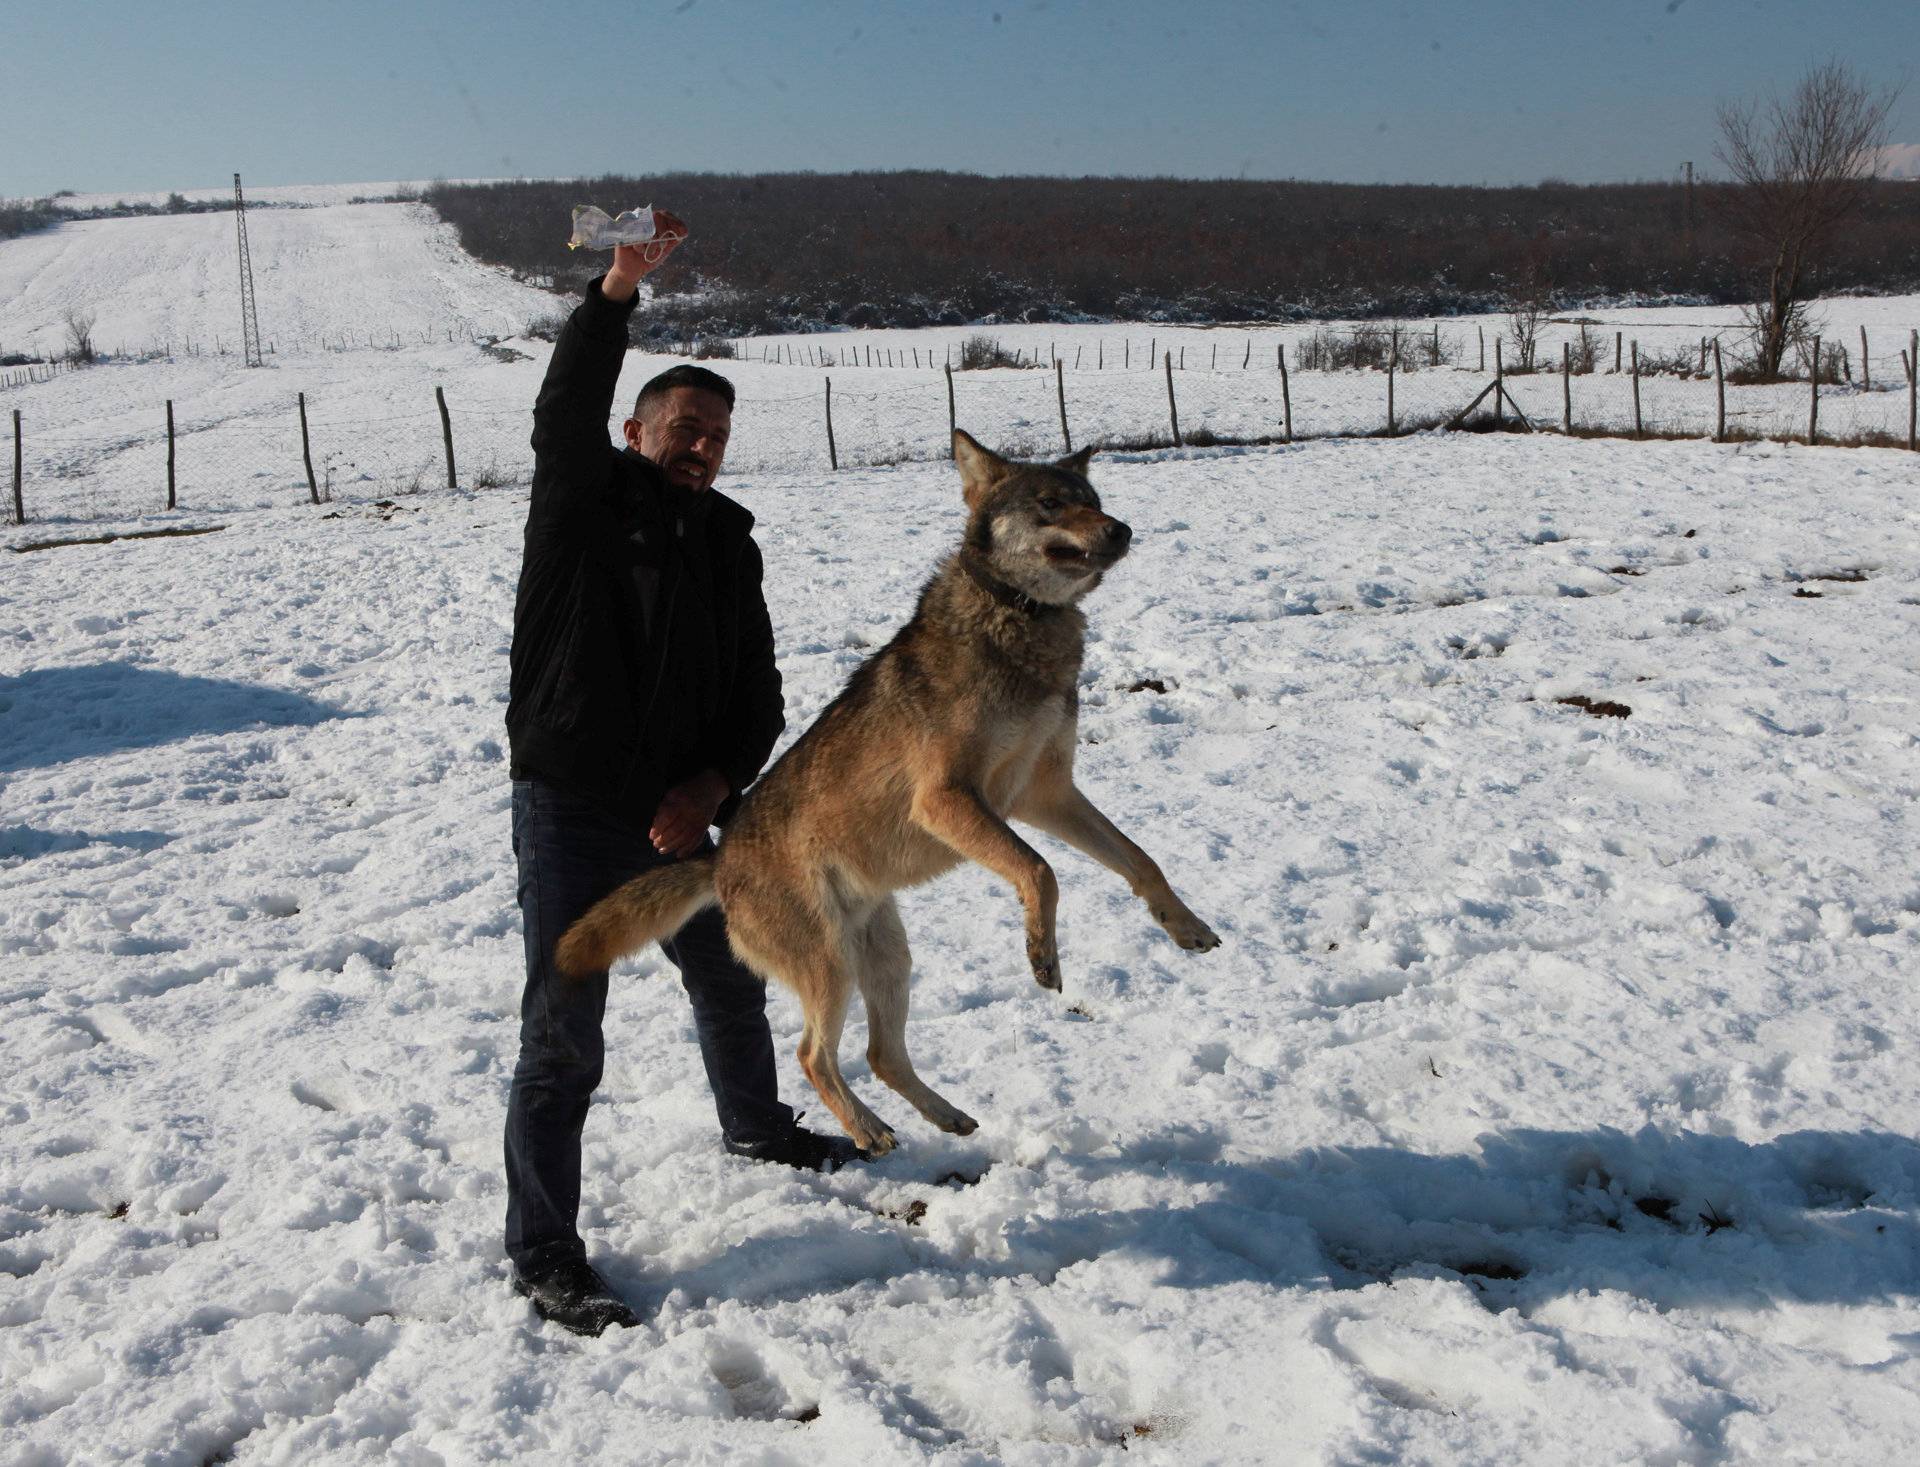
[{"xmin": 30, "ymin": 163, "xmax": 1920, "ymax": 207}]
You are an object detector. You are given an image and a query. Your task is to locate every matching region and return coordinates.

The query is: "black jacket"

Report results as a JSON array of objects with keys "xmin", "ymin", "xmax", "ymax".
[{"xmin": 506, "ymin": 277, "xmax": 784, "ymax": 828}]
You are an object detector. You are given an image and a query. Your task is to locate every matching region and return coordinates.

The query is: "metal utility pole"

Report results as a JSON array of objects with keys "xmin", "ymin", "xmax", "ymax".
[{"xmin": 233, "ymin": 173, "xmax": 264, "ymax": 368}]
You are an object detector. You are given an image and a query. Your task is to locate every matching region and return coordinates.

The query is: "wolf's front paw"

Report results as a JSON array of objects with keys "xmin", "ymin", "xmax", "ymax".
[{"xmin": 1157, "ymin": 906, "xmax": 1221, "ymax": 952}]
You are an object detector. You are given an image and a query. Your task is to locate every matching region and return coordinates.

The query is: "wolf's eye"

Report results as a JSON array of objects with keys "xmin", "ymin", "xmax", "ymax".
[{"xmin": 1038, "ymin": 497, "xmax": 1063, "ymax": 514}]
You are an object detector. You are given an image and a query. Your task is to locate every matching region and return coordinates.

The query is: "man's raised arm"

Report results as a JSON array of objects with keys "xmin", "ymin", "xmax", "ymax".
[{"xmin": 528, "ymin": 216, "xmax": 688, "ymax": 520}]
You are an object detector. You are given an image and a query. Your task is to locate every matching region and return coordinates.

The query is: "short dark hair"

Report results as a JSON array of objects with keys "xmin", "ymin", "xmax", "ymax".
[{"xmin": 633, "ymin": 365, "xmax": 735, "ymax": 422}]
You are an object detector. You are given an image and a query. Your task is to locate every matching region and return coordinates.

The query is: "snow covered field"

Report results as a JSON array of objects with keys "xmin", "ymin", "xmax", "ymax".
[
  {"xmin": 4, "ymin": 429, "xmax": 1919, "ymax": 1464},
  {"xmin": 4, "ymin": 183, "xmax": 1920, "ymax": 1464}
]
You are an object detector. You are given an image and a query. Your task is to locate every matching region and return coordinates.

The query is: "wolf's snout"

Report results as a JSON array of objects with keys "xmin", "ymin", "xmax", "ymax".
[{"xmin": 1104, "ymin": 519, "xmax": 1132, "ymax": 551}]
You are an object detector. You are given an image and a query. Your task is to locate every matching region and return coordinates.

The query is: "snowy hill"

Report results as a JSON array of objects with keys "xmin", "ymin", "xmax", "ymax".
[
  {"xmin": 1, "ymin": 192, "xmax": 551, "ymax": 362},
  {"xmin": 2, "ymin": 181, "xmax": 1919, "ymax": 1464}
]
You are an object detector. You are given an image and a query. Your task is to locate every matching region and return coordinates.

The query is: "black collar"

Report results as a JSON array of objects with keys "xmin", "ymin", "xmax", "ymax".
[{"xmin": 961, "ymin": 553, "xmax": 1058, "ymax": 618}]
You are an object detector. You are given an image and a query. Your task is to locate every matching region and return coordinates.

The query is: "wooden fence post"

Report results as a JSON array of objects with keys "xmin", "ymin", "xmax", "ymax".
[
  {"xmin": 1615, "ymin": 332, "xmax": 1622, "ymax": 373},
  {"xmin": 1494, "ymin": 339, "xmax": 1504, "ymax": 430},
  {"xmin": 1860, "ymin": 325, "xmax": 1869, "ymax": 392},
  {"xmin": 1278, "ymin": 343, "xmax": 1292, "ymax": 442},
  {"xmin": 1714, "ymin": 339, "xmax": 1726, "ymax": 443},
  {"xmin": 11, "ymin": 410, "xmax": 21, "ymax": 526},
  {"xmin": 1148, "ymin": 338, "xmax": 1155, "ymax": 373},
  {"xmin": 1562, "ymin": 342, "xmax": 1572, "ymax": 433},
  {"xmin": 298, "ymin": 392, "xmax": 320, "ymax": 504},
  {"xmin": 1124, "ymin": 340, "xmax": 1129, "ymax": 371},
  {"xmin": 944, "ymin": 363, "xmax": 956, "ymax": 456},
  {"xmin": 1698, "ymin": 338, "xmax": 1707, "ymax": 375},
  {"xmin": 1243, "ymin": 339, "xmax": 1251, "ymax": 369},
  {"xmin": 824, "ymin": 377, "xmax": 837, "ymax": 471},
  {"xmin": 1808, "ymin": 335, "xmax": 1820, "ymax": 444},
  {"xmin": 436, "ymin": 386, "xmax": 457, "ymax": 489},
  {"xmin": 1477, "ymin": 324, "xmax": 1485, "ymax": 371},
  {"xmin": 1432, "ymin": 322, "xmax": 1441, "ymax": 365},
  {"xmin": 166, "ymin": 400, "xmax": 176, "ymax": 510},
  {"xmin": 1164, "ymin": 351, "xmax": 1181, "ymax": 447},
  {"xmin": 1055, "ymin": 358, "xmax": 1071, "ymax": 453},
  {"xmin": 1386, "ymin": 338, "xmax": 1396, "ymax": 436},
  {"xmin": 1631, "ymin": 340, "xmax": 1643, "ymax": 438},
  {"xmin": 1909, "ymin": 330, "xmax": 1917, "ymax": 451}
]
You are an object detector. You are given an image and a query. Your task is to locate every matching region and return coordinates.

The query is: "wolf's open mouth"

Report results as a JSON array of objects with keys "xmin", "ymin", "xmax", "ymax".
[{"xmin": 1045, "ymin": 543, "xmax": 1092, "ymax": 566}]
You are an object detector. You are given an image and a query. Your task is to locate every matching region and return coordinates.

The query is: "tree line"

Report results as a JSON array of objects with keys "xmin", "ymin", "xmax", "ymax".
[{"xmin": 425, "ymin": 170, "xmax": 1920, "ymax": 339}]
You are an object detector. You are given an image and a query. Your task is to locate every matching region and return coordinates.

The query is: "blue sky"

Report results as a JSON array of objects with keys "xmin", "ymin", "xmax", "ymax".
[{"xmin": 3, "ymin": 0, "xmax": 1913, "ymax": 196}]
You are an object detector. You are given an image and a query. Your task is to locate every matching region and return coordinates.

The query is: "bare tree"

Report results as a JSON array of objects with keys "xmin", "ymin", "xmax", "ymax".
[
  {"xmin": 1506, "ymin": 293, "xmax": 1548, "ymax": 372},
  {"xmin": 61, "ymin": 306, "xmax": 97, "ymax": 364},
  {"xmin": 1714, "ymin": 61, "xmax": 1899, "ymax": 379},
  {"xmin": 1503, "ymin": 236, "xmax": 1553, "ymax": 372}
]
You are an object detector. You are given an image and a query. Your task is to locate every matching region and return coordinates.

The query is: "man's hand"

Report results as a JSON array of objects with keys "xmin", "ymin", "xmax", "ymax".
[
  {"xmin": 650, "ymin": 767, "xmax": 729, "ymax": 857},
  {"xmin": 600, "ymin": 209, "xmax": 689, "ymax": 303}
]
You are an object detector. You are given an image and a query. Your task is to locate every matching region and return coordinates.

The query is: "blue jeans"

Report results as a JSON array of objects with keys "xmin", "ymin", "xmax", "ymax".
[{"xmin": 504, "ymin": 778, "xmax": 794, "ymax": 1270}]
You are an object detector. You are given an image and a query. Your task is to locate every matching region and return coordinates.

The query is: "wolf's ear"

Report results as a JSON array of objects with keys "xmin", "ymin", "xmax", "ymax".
[
  {"xmin": 1055, "ymin": 445, "xmax": 1096, "ymax": 479},
  {"xmin": 953, "ymin": 429, "xmax": 1012, "ymax": 510}
]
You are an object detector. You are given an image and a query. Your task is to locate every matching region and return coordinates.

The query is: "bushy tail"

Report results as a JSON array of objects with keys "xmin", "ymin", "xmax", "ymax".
[{"xmin": 554, "ymin": 855, "xmax": 719, "ymax": 978}]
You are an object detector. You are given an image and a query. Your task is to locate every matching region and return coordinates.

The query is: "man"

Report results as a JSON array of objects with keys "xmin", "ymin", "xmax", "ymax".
[{"xmin": 504, "ymin": 222, "xmax": 858, "ymax": 1338}]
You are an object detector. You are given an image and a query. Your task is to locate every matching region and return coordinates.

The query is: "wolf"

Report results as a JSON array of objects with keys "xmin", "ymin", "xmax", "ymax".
[{"xmin": 556, "ymin": 430, "xmax": 1221, "ymax": 1155}]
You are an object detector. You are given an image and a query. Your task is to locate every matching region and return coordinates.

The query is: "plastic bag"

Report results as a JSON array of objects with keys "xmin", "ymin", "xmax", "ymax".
[{"xmin": 568, "ymin": 204, "xmax": 657, "ymax": 251}]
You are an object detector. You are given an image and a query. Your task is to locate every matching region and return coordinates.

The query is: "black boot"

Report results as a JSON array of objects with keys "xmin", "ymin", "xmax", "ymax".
[
  {"xmin": 512, "ymin": 1256, "xmax": 642, "ymax": 1337},
  {"xmin": 725, "ymin": 1113, "xmax": 867, "ymax": 1172}
]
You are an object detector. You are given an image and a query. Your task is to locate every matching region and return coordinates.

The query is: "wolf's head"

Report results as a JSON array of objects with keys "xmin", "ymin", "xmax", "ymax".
[{"xmin": 952, "ymin": 430, "xmax": 1131, "ymax": 608}]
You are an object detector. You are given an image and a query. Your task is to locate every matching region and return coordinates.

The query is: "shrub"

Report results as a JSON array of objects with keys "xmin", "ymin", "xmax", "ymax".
[
  {"xmin": 0, "ymin": 197, "xmax": 60, "ymax": 242},
  {"xmin": 1634, "ymin": 343, "xmax": 1705, "ymax": 378},
  {"xmin": 957, "ymin": 334, "xmax": 1029, "ymax": 370},
  {"xmin": 1567, "ymin": 323, "xmax": 1601, "ymax": 374},
  {"xmin": 62, "ymin": 307, "xmax": 97, "ymax": 364},
  {"xmin": 1295, "ymin": 324, "xmax": 1408, "ymax": 371}
]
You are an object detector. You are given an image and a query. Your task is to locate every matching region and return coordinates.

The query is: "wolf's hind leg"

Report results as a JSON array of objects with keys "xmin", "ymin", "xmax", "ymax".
[
  {"xmin": 727, "ymin": 891, "xmax": 897, "ymax": 1156},
  {"xmin": 857, "ymin": 901, "xmax": 978, "ymax": 1135},
  {"xmin": 792, "ymin": 973, "xmax": 897, "ymax": 1156}
]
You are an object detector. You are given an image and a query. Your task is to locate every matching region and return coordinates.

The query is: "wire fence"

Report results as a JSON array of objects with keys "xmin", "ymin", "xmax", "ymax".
[{"xmin": 7, "ymin": 330, "xmax": 1917, "ymax": 529}]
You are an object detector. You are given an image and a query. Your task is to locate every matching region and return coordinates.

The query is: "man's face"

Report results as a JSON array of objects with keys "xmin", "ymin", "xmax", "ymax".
[{"xmin": 625, "ymin": 386, "xmax": 731, "ymax": 493}]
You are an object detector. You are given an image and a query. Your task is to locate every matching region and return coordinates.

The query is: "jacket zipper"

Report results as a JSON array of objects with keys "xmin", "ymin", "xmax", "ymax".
[{"xmin": 622, "ymin": 513, "xmax": 684, "ymax": 798}]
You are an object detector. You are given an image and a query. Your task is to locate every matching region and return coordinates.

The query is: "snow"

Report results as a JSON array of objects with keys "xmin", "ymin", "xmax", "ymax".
[
  {"xmin": 4, "ymin": 185, "xmax": 1920, "ymax": 1465},
  {"xmin": 5, "ymin": 429, "xmax": 1920, "ymax": 1462}
]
